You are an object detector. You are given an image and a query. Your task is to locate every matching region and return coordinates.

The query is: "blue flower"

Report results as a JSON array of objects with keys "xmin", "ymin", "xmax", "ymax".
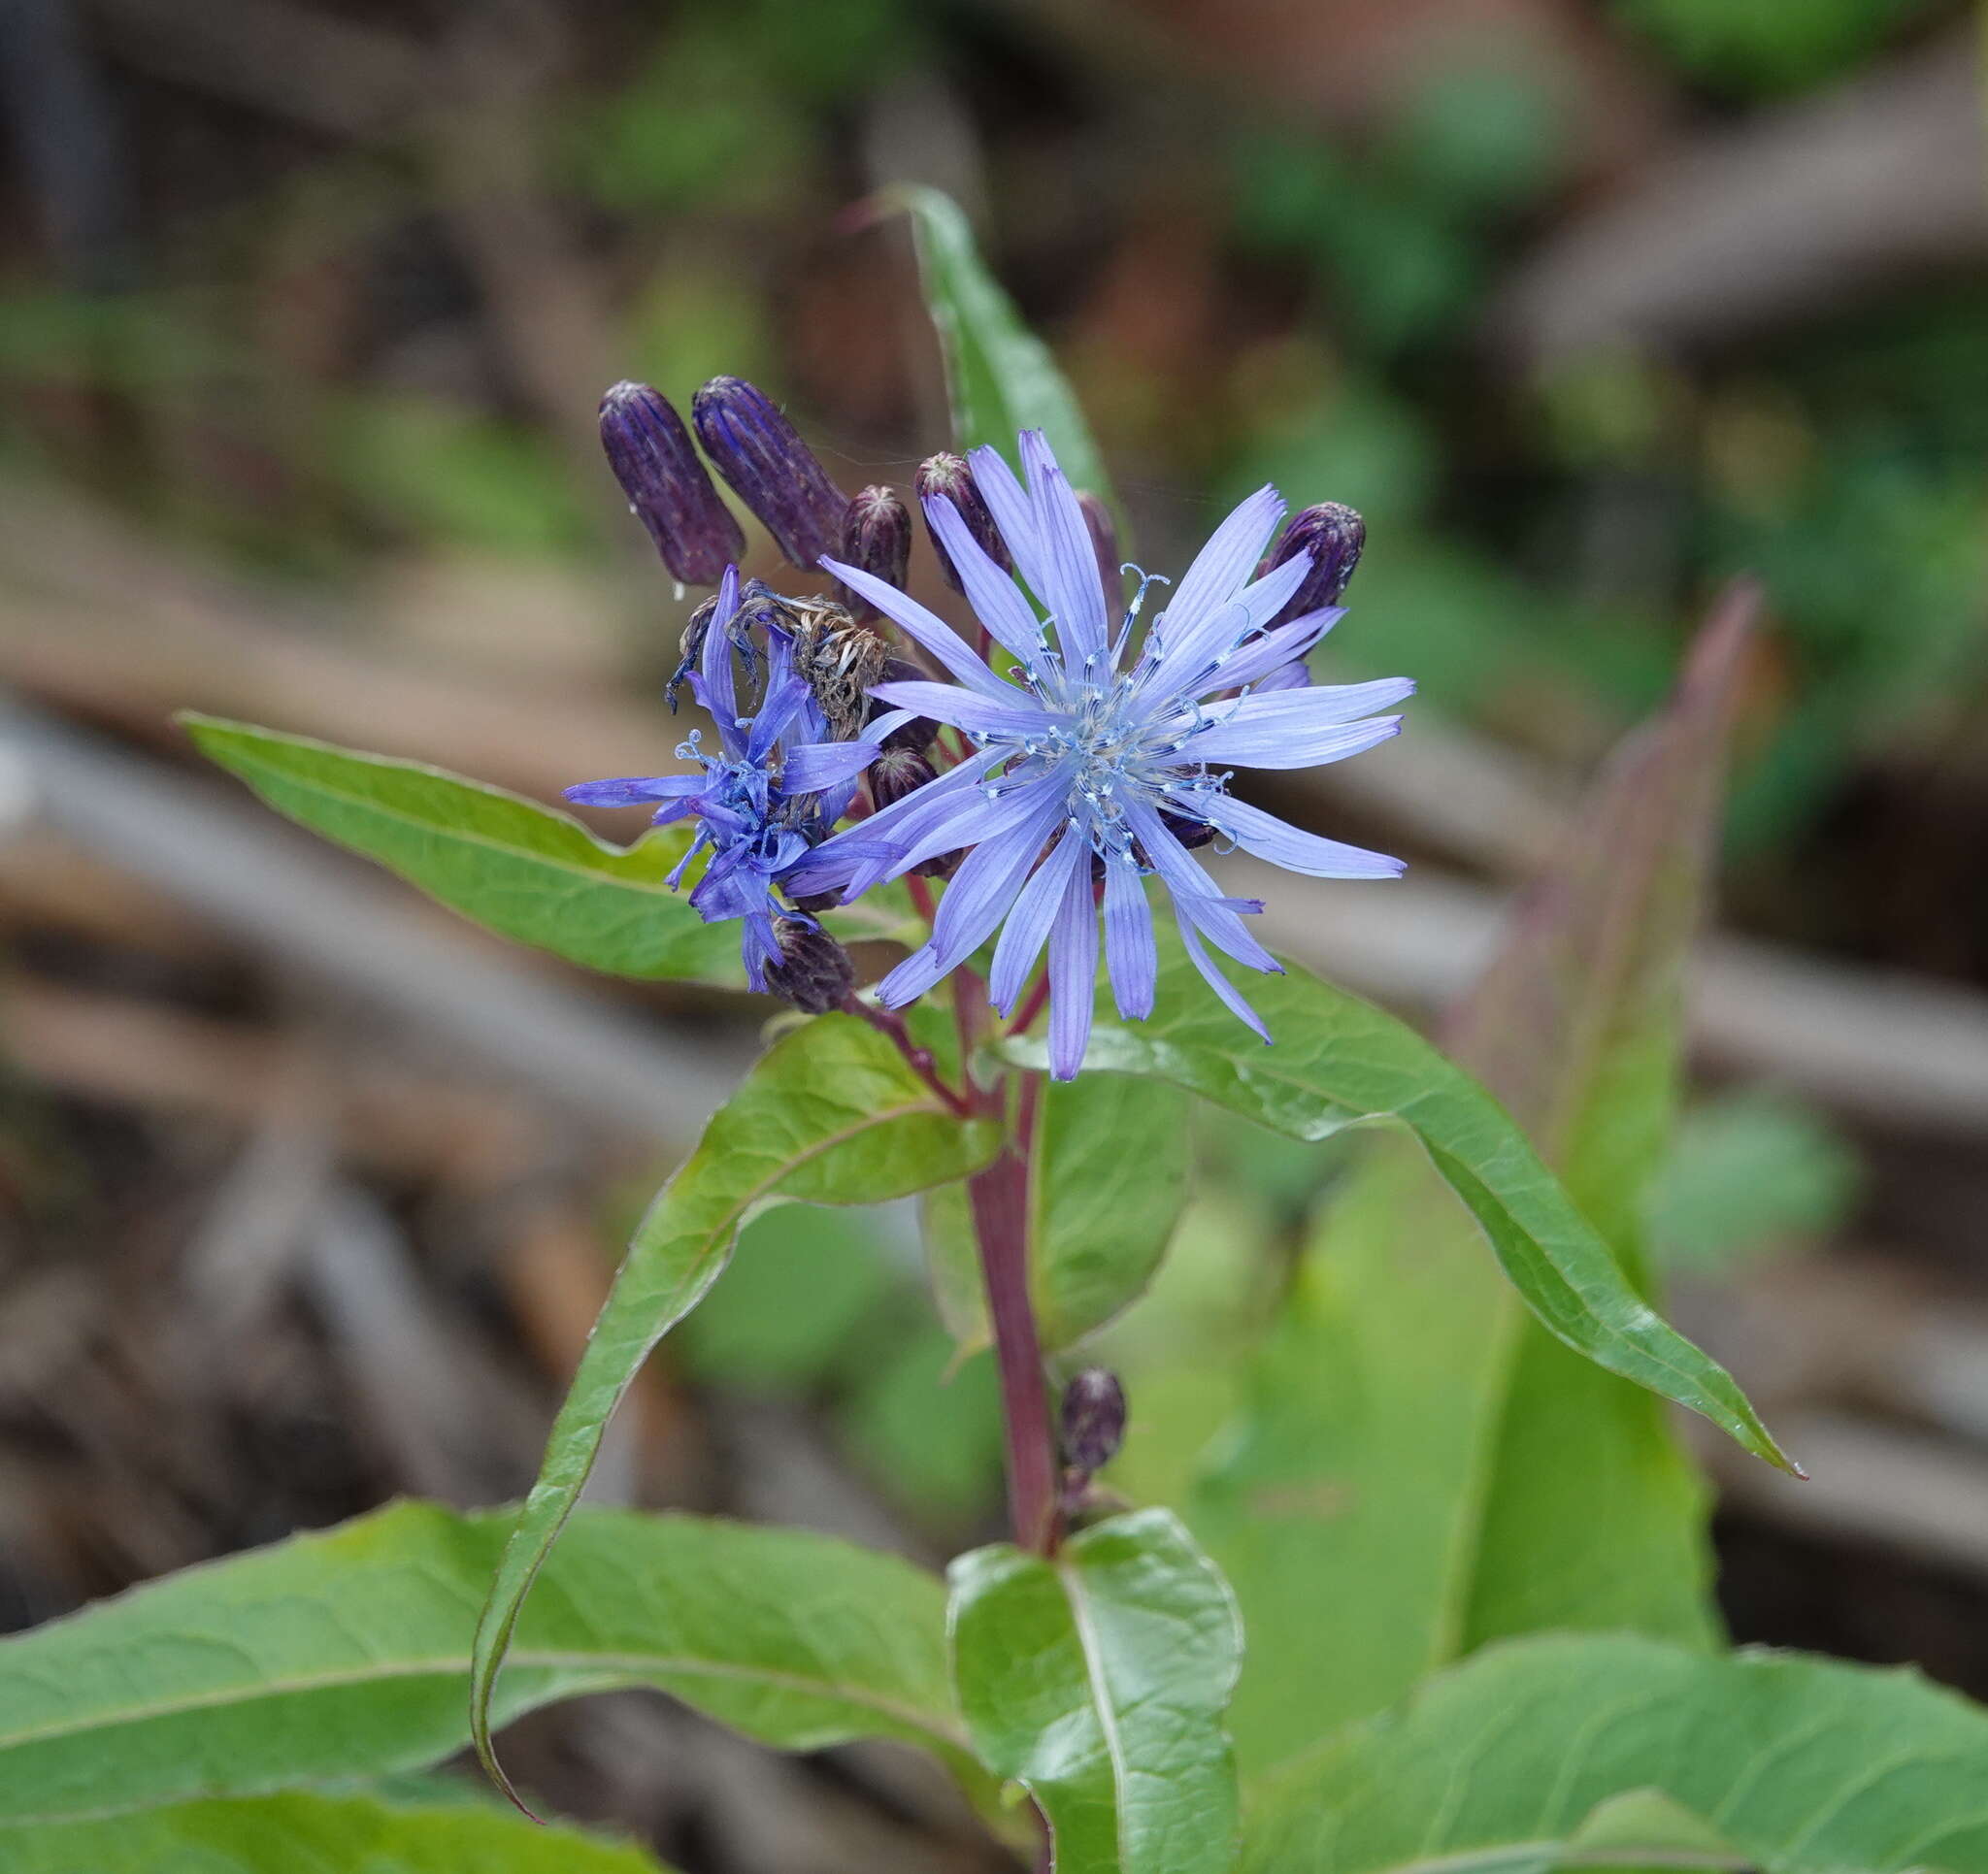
[
  {"xmin": 789, "ymin": 432, "xmax": 1412, "ymax": 1078},
  {"xmin": 565, "ymin": 567, "xmax": 892, "ymax": 990}
]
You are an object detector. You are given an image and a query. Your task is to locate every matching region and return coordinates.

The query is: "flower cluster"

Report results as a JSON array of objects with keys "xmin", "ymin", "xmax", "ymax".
[{"xmin": 567, "ymin": 377, "xmax": 1410, "ymax": 1077}]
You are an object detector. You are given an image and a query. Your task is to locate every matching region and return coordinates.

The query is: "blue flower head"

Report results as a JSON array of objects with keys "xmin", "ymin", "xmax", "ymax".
[
  {"xmin": 565, "ymin": 567, "xmax": 891, "ymax": 991},
  {"xmin": 789, "ymin": 432, "xmax": 1414, "ymax": 1079}
]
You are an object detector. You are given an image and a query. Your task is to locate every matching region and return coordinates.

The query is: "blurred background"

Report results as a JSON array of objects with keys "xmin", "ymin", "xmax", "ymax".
[{"xmin": 1, "ymin": 0, "xmax": 1985, "ymax": 1865}]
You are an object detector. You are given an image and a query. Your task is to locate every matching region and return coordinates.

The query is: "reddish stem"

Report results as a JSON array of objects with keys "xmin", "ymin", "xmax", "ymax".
[
  {"xmin": 967, "ymin": 1138, "xmax": 1059, "ymax": 1554},
  {"xmin": 837, "ymin": 994, "xmax": 970, "ymax": 1118},
  {"xmin": 1006, "ymin": 970, "xmax": 1050, "ymax": 1038},
  {"xmin": 907, "ymin": 873, "xmax": 938, "ymax": 925}
]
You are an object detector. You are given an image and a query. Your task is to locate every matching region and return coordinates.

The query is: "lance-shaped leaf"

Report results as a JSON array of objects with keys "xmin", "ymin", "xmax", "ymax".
[
  {"xmin": 1191, "ymin": 586, "xmax": 1760, "ymax": 1765},
  {"xmin": 0, "ymin": 1500, "xmax": 970, "ymax": 1827},
  {"xmin": 890, "ymin": 185, "xmax": 1112, "ymax": 504},
  {"xmin": 1242, "ymin": 1632, "xmax": 1988, "ymax": 1874},
  {"xmin": 3, "ymin": 1790, "xmax": 672, "ymax": 1872},
  {"xmin": 999, "ymin": 960, "xmax": 1791, "ymax": 1481},
  {"xmin": 948, "ymin": 1509, "xmax": 1243, "ymax": 1874},
  {"xmin": 472, "ymin": 1014, "xmax": 1000, "ymax": 1803},
  {"xmin": 181, "ymin": 716, "xmax": 913, "ymax": 984},
  {"xmin": 926, "ymin": 1073, "xmax": 1193, "ymax": 1353}
]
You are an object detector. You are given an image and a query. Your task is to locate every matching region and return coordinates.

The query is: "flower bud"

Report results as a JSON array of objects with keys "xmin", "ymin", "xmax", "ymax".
[
  {"xmin": 1060, "ymin": 1368, "xmax": 1127, "ymax": 1477},
  {"xmin": 691, "ymin": 376, "xmax": 847, "ymax": 572},
  {"xmin": 1159, "ymin": 810, "xmax": 1216, "ymax": 851},
  {"xmin": 868, "ymin": 745, "xmax": 937, "ymax": 810},
  {"xmin": 870, "ymin": 656, "xmax": 938, "ymax": 753},
  {"xmin": 763, "ymin": 916, "xmax": 854, "ymax": 1015},
  {"xmin": 839, "ymin": 485, "xmax": 911, "ymax": 620},
  {"xmin": 915, "ymin": 452, "xmax": 1011, "ymax": 590},
  {"xmin": 599, "ymin": 381, "xmax": 744, "ymax": 586},
  {"xmin": 1076, "ymin": 490, "xmax": 1122, "ymax": 614},
  {"xmin": 1260, "ymin": 502, "xmax": 1365, "ymax": 628}
]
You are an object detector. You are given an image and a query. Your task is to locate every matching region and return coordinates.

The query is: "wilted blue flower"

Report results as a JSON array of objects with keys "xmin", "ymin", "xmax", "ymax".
[
  {"xmin": 565, "ymin": 568, "xmax": 894, "ymax": 991},
  {"xmin": 789, "ymin": 432, "xmax": 1412, "ymax": 1078}
]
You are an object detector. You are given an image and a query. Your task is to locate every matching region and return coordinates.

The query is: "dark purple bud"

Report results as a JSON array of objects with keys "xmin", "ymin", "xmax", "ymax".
[
  {"xmin": 913, "ymin": 848, "xmax": 961, "ymax": 882},
  {"xmin": 869, "ymin": 745, "xmax": 937, "ymax": 810},
  {"xmin": 692, "ymin": 376, "xmax": 847, "ymax": 571},
  {"xmin": 1159, "ymin": 811, "xmax": 1216, "ymax": 851},
  {"xmin": 1060, "ymin": 1368, "xmax": 1127, "ymax": 1476},
  {"xmin": 915, "ymin": 452, "xmax": 1011, "ymax": 590},
  {"xmin": 869, "ymin": 656, "xmax": 938, "ymax": 753},
  {"xmin": 763, "ymin": 917, "xmax": 854, "ymax": 1015},
  {"xmin": 1260, "ymin": 502, "xmax": 1365, "ymax": 628},
  {"xmin": 839, "ymin": 485, "xmax": 911, "ymax": 620},
  {"xmin": 1076, "ymin": 491, "xmax": 1122, "ymax": 614},
  {"xmin": 599, "ymin": 381, "xmax": 745, "ymax": 586}
]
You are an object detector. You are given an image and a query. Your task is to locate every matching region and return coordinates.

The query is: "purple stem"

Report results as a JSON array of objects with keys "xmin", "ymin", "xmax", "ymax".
[{"xmin": 967, "ymin": 1125, "xmax": 1060, "ymax": 1556}]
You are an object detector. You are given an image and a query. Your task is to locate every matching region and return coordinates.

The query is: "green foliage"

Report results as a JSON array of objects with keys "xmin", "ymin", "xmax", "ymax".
[
  {"xmin": 949, "ymin": 1509, "xmax": 1243, "ymax": 1874},
  {"xmin": 1243, "ymin": 1632, "xmax": 1988, "ymax": 1873},
  {"xmin": 1649, "ymin": 1089, "xmax": 1861, "ymax": 1271},
  {"xmin": 925, "ymin": 1072, "xmax": 1193, "ymax": 1352},
  {"xmin": 2, "ymin": 1791, "xmax": 670, "ymax": 1873},
  {"xmin": 892, "ymin": 186, "xmax": 1113, "ymax": 502},
  {"xmin": 321, "ymin": 395, "xmax": 593, "ymax": 555},
  {"xmin": 1610, "ymin": 0, "xmax": 1933, "ymax": 93},
  {"xmin": 1189, "ymin": 601, "xmax": 1754, "ymax": 1765},
  {"xmin": 1001, "ymin": 941, "xmax": 1791, "ymax": 1477},
  {"xmin": 0, "ymin": 1500, "xmax": 964, "ymax": 1826},
  {"xmin": 185, "ymin": 716, "xmax": 915, "ymax": 981},
  {"xmin": 183, "ymin": 714, "xmax": 744, "ymax": 982},
  {"xmin": 470, "ymin": 1013, "xmax": 999, "ymax": 1795}
]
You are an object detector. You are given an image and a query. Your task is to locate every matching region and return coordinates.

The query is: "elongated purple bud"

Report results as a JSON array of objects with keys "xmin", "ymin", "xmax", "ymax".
[
  {"xmin": 599, "ymin": 381, "xmax": 744, "ymax": 585},
  {"xmin": 840, "ymin": 485, "xmax": 911, "ymax": 620},
  {"xmin": 763, "ymin": 917, "xmax": 854, "ymax": 1015},
  {"xmin": 692, "ymin": 376, "xmax": 847, "ymax": 571},
  {"xmin": 1261, "ymin": 502, "xmax": 1365, "ymax": 628},
  {"xmin": 1076, "ymin": 490, "xmax": 1122, "ymax": 613},
  {"xmin": 915, "ymin": 452, "xmax": 1011, "ymax": 590},
  {"xmin": 1060, "ymin": 1368, "xmax": 1127, "ymax": 1476}
]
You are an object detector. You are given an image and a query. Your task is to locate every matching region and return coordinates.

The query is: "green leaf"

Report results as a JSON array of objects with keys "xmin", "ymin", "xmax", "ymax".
[
  {"xmin": 1191, "ymin": 590, "xmax": 1761, "ymax": 1765},
  {"xmin": 1242, "ymin": 1633, "xmax": 1988, "ymax": 1874},
  {"xmin": 472, "ymin": 1013, "xmax": 1000, "ymax": 1799},
  {"xmin": 948, "ymin": 1508, "xmax": 1243, "ymax": 1874},
  {"xmin": 926, "ymin": 1073, "xmax": 1193, "ymax": 1352},
  {"xmin": 182, "ymin": 713, "xmax": 742, "ymax": 982},
  {"xmin": 0, "ymin": 1500, "xmax": 969, "ymax": 1827},
  {"xmin": 891, "ymin": 185, "xmax": 1112, "ymax": 502},
  {"xmin": 1002, "ymin": 945, "xmax": 1789, "ymax": 1479},
  {"xmin": 2, "ymin": 1790, "xmax": 671, "ymax": 1872}
]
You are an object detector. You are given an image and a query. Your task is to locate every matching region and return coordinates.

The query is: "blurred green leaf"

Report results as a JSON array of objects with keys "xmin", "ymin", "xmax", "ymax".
[
  {"xmin": 1, "ymin": 1791, "xmax": 670, "ymax": 1872},
  {"xmin": 1649, "ymin": 1089, "xmax": 1860, "ymax": 1272},
  {"xmin": 323, "ymin": 395, "xmax": 590, "ymax": 555},
  {"xmin": 893, "ymin": 186, "xmax": 1112, "ymax": 502},
  {"xmin": 840, "ymin": 1326, "xmax": 1005, "ymax": 1527},
  {"xmin": 1610, "ymin": 0, "xmax": 1934, "ymax": 94},
  {"xmin": 948, "ymin": 1509, "xmax": 1243, "ymax": 1874},
  {"xmin": 1191, "ymin": 591, "xmax": 1760, "ymax": 1766},
  {"xmin": 471, "ymin": 1013, "xmax": 999, "ymax": 1799},
  {"xmin": 1002, "ymin": 932, "xmax": 1791, "ymax": 1479},
  {"xmin": 925, "ymin": 1073, "xmax": 1192, "ymax": 1353},
  {"xmin": 183, "ymin": 714, "xmax": 744, "ymax": 983},
  {"xmin": 1243, "ymin": 1632, "xmax": 1988, "ymax": 1874},
  {"xmin": 0, "ymin": 1500, "xmax": 968, "ymax": 1826},
  {"xmin": 678, "ymin": 1201, "xmax": 897, "ymax": 1390}
]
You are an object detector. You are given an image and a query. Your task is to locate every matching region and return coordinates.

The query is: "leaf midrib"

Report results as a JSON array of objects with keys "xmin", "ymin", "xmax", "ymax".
[
  {"xmin": 0, "ymin": 1643, "xmax": 971, "ymax": 1762},
  {"xmin": 215, "ymin": 745, "xmax": 684, "ymax": 897}
]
